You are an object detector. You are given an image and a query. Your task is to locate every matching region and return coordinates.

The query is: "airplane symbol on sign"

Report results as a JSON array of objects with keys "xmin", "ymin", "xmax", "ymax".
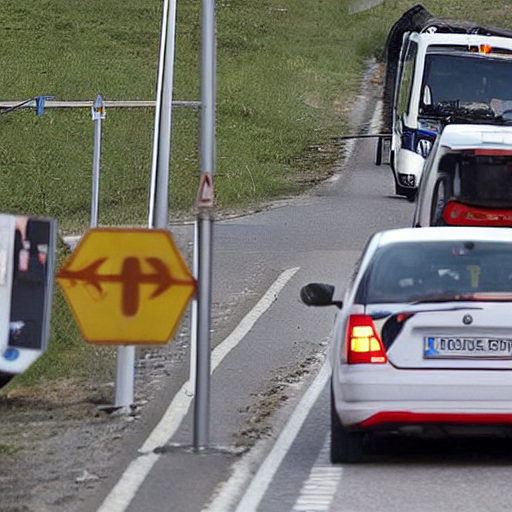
[{"xmin": 58, "ymin": 257, "xmax": 190, "ymax": 317}]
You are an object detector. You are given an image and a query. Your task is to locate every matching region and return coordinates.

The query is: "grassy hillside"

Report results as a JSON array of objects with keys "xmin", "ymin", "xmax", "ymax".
[
  {"xmin": 3, "ymin": 1, "xmax": 512, "ymax": 232},
  {"xmin": 2, "ymin": 0, "xmax": 512, "ymax": 391}
]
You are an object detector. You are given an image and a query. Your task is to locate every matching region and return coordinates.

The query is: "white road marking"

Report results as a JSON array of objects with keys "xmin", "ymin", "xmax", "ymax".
[
  {"xmin": 202, "ymin": 361, "xmax": 330, "ymax": 512},
  {"xmin": 96, "ymin": 267, "xmax": 300, "ymax": 512},
  {"xmin": 292, "ymin": 435, "xmax": 342, "ymax": 512}
]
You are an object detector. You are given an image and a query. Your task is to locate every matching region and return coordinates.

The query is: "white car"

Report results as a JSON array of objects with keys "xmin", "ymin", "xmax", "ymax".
[
  {"xmin": 413, "ymin": 124, "xmax": 512, "ymax": 227},
  {"xmin": 380, "ymin": 5, "xmax": 512, "ymax": 201},
  {"xmin": 301, "ymin": 227, "xmax": 512, "ymax": 463}
]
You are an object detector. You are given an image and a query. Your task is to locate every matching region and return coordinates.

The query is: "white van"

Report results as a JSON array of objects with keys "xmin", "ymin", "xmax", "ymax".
[{"xmin": 379, "ymin": 5, "xmax": 512, "ymax": 202}]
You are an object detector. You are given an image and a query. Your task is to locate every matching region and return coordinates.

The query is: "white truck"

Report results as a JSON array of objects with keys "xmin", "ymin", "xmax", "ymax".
[{"xmin": 378, "ymin": 5, "xmax": 512, "ymax": 202}]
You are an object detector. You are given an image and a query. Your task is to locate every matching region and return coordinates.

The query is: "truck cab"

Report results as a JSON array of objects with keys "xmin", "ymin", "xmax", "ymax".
[{"xmin": 380, "ymin": 5, "xmax": 512, "ymax": 202}]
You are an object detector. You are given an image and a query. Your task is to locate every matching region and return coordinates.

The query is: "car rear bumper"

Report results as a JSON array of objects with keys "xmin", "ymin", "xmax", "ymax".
[
  {"xmin": 358, "ymin": 410, "xmax": 512, "ymax": 428},
  {"xmin": 336, "ymin": 398, "xmax": 512, "ymax": 430},
  {"xmin": 333, "ymin": 365, "xmax": 512, "ymax": 427}
]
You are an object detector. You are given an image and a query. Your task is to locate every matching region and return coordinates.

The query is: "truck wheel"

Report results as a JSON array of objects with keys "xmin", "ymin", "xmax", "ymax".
[
  {"xmin": 405, "ymin": 188, "xmax": 417, "ymax": 202},
  {"xmin": 395, "ymin": 182, "xmax": 416, "ymax": 202},
  {"xmin": 375, "ymin": 137, "xmax": 383, "ymax": 166}
]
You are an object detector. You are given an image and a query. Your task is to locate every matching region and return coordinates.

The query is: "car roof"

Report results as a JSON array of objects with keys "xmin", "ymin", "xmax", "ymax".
[
  {"xmin": 437, "ymin": 124, "xmax": 512, "ymax": 151},
  {"xmin": 374, "ymin": 227, "xmax": 512, "ymax": 247}
]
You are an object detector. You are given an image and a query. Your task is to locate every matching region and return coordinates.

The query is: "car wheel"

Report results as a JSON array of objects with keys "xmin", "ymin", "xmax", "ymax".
[
  {"xmin": 330, "ymin": 386, "xmax": 364, "ymax": 463},
  {"xmin": 431, "ymin": 176, "xmax": 449, "ymax": 225}
]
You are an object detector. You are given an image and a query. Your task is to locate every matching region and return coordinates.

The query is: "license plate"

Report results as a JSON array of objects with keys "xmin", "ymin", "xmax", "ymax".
[{"xmin": 424, "ymin": 336, "xmax": 512, "ymax": 359}]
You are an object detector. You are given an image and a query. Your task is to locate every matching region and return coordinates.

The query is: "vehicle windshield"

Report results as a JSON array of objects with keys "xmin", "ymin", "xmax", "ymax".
[
  {"xmin": 420, "ymin": 52, "xmax": 512, "ymax": 118},
  {"xmin": 362, "ymin": 241, "xmax": 512, "ymax": 304},
  {"xmin": 434, "ymin": 153, "xmax": 512, "ymax": 210}
]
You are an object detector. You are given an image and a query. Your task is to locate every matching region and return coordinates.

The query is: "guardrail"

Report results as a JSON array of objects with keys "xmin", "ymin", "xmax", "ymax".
[{"xmin": 0, "ymin": 98, "xmax": 200, "ymax": 115}]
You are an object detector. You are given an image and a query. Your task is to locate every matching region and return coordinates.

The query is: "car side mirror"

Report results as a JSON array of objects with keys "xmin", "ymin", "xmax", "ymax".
[{"xmin": 300, "ymin": 283, "xmax": 342, "ymax": 308}]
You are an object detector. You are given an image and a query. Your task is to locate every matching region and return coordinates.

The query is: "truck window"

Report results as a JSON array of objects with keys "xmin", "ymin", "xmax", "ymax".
[
  {"xmin": 422, "ymin": 51, "xmax": 512, "ymax": 108},
  {"xmin": 396, "ymin": 40, "xmax": 418, "ymax": 120}
]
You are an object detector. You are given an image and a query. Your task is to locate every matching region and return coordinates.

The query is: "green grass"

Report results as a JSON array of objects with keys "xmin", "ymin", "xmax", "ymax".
[
  {"xmin": 0, "ymin": 0, "xmax": 366, "ymax": 233},
  {"xmin": 3, "ymin": 0, "xmax": 512, "ymax": 393},
  {"xmin": 0, "ymin": 443, "xmax": 21, "ymax": 455}
]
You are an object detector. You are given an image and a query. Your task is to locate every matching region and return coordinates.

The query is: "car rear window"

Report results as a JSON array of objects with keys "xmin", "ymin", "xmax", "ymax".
[
  {"xmin": 435, "ymin": 153, "xmax": 512, "ymax": 209},
  {"xmin": 361, "ymin": 241, "xmax": 512, "ymax": 304}
]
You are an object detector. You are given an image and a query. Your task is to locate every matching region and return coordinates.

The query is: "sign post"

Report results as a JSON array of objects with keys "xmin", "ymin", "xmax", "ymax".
[
  {"xmin": 193, "ymin": 0, "xmax": 216, "ymax": 451},
  {"xmin": 57, "ymin": 228, "xmax": 195, "ymax": 409},
  {"xmin": 90, "ymin": 95, "xmax": 135, "ymax": 409}
]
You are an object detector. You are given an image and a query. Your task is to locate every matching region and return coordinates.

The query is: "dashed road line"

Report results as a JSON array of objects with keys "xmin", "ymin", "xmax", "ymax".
[{"xmin": 292, "ymin": 434, "xmax": 343, "ymax": 512}]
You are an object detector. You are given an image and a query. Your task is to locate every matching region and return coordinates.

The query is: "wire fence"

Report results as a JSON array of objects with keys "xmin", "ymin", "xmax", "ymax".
[{"xmin": 1, "ymin": 101, "xmax": 199, "ymax": 387}]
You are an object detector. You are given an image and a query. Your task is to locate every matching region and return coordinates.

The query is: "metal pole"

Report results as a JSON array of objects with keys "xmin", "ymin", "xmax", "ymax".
[
  {"xmin": 149, "ymin": 0, "xmax": 177, "ymax": 230},
  {"xmin": 187, "ymin": 220, "xmax": 199, "ymax": 395},
  {"xmin": 112, "ymin": 0, "xmax": 177, "ymax": 411},
  {"xmin": 193, "ymin": 0, "xmax": 216, "ymax": 451},
  {"xmin": 90, "ymin": 95, "xmax": 135, "ymax": 410},
  {"xmin": 90, "ymin": 95, "xmax": 105, "ymax": 228},
  {"xmin": 92, "ymin": 93, "xmax": 139, "ymax": 412},
  {"xmin": 194, "ymin": 212, "xmax": 212, "ymax": 448},
  {"xmin": 148, "ymin": 0, "xmax": 168, "ymax": 227},
  {"xmin": 200, "ymin": 1, "xmax": 216, "ymax": 178},
  {"xmin": 114, "ymin": 345, "xmax": 135, "ymax": 408}
]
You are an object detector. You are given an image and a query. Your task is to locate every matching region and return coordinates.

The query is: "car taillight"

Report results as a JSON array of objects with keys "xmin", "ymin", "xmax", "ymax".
[
  {"xmin": 443, "ymin": 201, "xmax": 512, "ymax": 227},
  {"xmin": 346, "ymin": 315, "xmax": 387, "ymax": 364}
]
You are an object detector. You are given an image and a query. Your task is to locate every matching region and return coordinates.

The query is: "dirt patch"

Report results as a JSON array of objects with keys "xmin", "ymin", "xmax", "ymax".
[
  {"xmin": 0, "ymin": 376, "xmax": 137, "ymax": 512},
  {"xmin": 233, "ymin": 355, "xmax": 325, "ymax": 448}
]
